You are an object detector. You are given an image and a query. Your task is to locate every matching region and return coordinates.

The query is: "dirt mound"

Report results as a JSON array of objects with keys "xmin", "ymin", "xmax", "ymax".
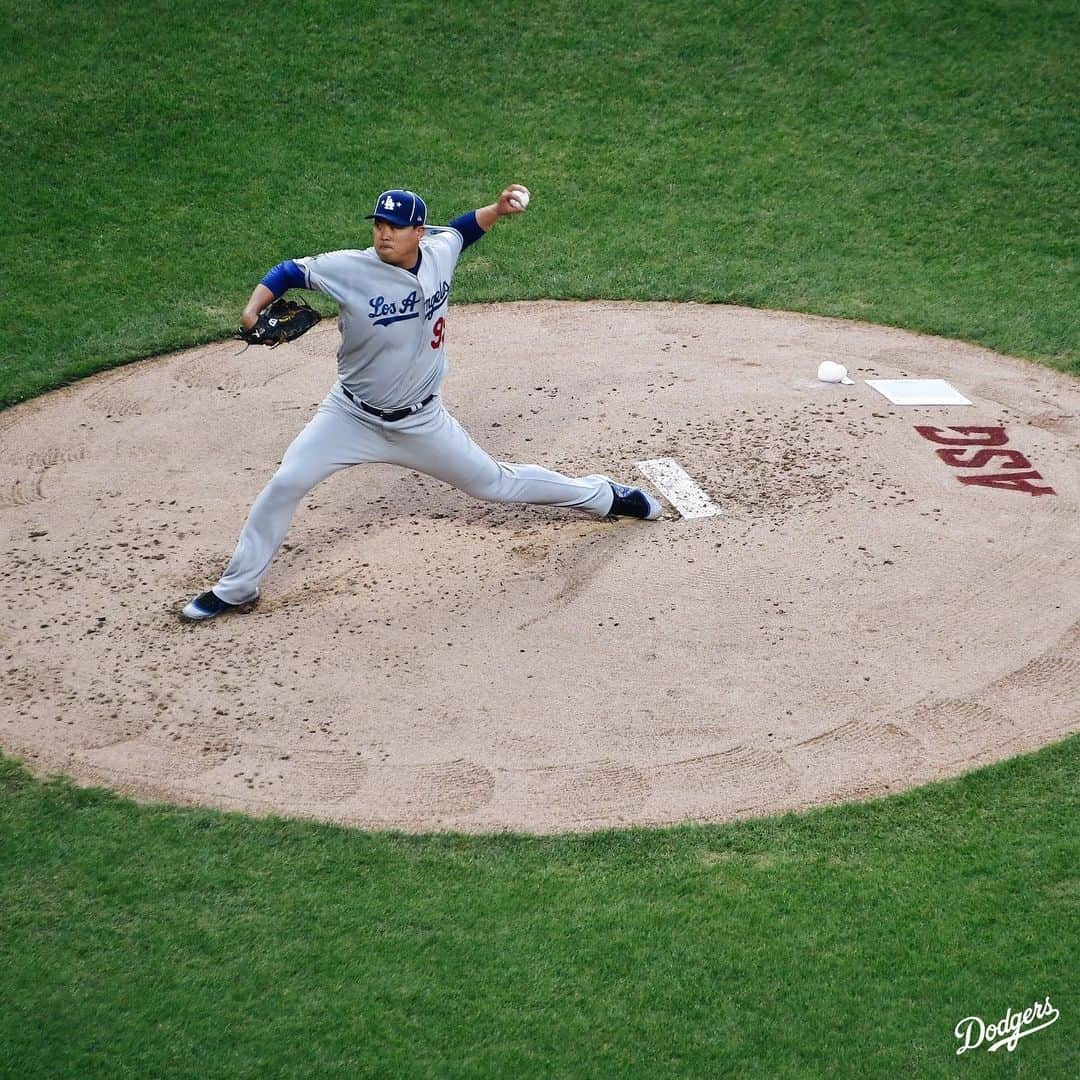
[{"xmin": 2, "ymin": 302, "xmax": 1077, "ymax": 831}]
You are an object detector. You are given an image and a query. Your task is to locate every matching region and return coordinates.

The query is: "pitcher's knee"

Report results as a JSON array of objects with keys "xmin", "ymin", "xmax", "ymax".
[
  {"xmin": 457, "ymin": 462, "xmax": 516, "ymax": 503},
  {"xmin": 266, "ymin": 463, "xmax": 321, "ymax": 504}
]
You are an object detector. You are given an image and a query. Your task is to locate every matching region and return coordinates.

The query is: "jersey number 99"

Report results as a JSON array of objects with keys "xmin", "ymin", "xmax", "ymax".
[{"xmin": 430, "ymin": 317, "xmax": 446, "ymax": 350}]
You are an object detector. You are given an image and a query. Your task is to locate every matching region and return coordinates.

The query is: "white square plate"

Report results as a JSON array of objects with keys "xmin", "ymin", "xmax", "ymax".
[{"xmin": 865, "ymin": 379, "xmax": 972, "ymax": 406}]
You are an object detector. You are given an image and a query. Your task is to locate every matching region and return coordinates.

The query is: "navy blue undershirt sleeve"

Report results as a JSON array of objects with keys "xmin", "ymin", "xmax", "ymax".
[
  {"xmin": 260, "ymin": 259, "xmax": 307, "ymax": 297},
  {"xmin": 448, "ymin": 211, "xmax": 485, "ymax": 250}
]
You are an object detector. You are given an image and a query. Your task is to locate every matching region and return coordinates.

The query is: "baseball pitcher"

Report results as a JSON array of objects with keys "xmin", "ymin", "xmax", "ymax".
[{"xmin": 182, "ymin": 184, "xmax": 663, "ymax": 620}]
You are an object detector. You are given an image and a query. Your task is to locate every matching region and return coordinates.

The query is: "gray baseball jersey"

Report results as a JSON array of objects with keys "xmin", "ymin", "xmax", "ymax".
[{"xmin": 296, "ymin": 227, "xmax": 463, "ymax": 410}]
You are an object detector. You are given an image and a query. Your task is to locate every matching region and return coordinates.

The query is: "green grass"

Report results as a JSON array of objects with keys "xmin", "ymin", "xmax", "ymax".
[
  {"xmin": 1, "ymin": 739, "xmax": 1077, "ymax": 1078},
  {"xmin": 1, "ymin": 0, "xmax": 1077, "ymax": 406}
]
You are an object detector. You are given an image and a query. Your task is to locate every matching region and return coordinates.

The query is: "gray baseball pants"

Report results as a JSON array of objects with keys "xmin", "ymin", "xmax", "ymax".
[{"xmin": 213, "ymin": 384, "xmax": 614, "ymax": 603}]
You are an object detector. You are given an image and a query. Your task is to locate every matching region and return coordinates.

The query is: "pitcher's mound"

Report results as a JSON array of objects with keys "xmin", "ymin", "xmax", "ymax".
[{"xmin": 2, "ymin": 302, "xmax": 1077, "ymax": 832}]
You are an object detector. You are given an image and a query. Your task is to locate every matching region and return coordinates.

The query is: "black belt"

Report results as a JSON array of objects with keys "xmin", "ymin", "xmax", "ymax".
[{"xmin": 342, "ymin": 385, "xmax": 435, "ymax": 422}]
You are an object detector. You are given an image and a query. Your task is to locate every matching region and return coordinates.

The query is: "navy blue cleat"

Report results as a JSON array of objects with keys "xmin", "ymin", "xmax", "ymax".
[
  {"xmin": 606, "ymin": 481, "xmax": 664, "ymax": 520},
  {"xmin": 181, "ymin": 589, "xmax": 257, "ymax": 621}
]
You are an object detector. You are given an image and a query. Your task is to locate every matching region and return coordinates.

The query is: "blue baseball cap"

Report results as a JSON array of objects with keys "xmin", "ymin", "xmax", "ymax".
[{"xmin": 366, "ymin": 189, "xmax": 427, "ymax": 227}]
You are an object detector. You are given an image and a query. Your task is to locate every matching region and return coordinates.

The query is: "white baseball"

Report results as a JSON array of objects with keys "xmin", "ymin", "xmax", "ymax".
[{"xmin": 508, "ymin": 189, "xmax": 531, "ymax": 210}]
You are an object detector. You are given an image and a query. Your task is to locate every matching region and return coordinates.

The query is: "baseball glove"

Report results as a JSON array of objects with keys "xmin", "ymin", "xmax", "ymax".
[{"xmin": 235, "ymin": 297, "xmax": 322, "ymax": 348}]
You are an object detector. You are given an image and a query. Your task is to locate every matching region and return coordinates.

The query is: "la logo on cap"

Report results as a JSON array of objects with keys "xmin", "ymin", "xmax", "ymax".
[{"xmin": 367, "ymin": 189, "xmax": 426, "ymax": 227}]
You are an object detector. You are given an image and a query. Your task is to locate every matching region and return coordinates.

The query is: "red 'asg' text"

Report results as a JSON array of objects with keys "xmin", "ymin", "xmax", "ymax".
[{"xmin": 914, "ymin": 426, "xmax": 1056, "ymax": 496}]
